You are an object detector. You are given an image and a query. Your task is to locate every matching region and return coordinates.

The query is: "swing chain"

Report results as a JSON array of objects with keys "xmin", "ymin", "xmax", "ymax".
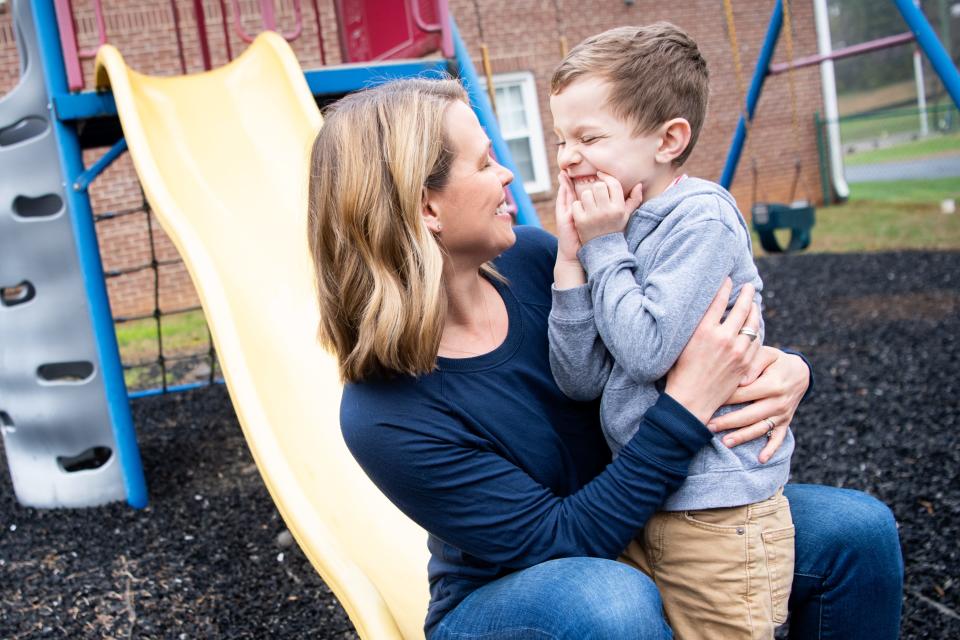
[
  {"xmin": 723, "ymin": 0, "xmax": 764, "ymax": 204},
  {"xmin": 471, "ymin": 0, "xmax": 498, "ymax": 117},
  {"xmin": 781, "ymin": 0, "xmax": 813, "ymax": 204}
]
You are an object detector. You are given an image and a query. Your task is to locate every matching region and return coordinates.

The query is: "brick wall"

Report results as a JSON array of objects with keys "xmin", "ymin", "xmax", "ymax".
[{"xmin": 1, "ymin": 0, "xmax": 823, "ymax": 317}]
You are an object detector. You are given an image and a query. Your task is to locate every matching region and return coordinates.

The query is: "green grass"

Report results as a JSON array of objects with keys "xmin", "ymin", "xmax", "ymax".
[
  {"xmin": 848, "ymin": 177, "xmax": 960, "ymax": 202},
  {"xmin": 837, "ymin": 80, "xmax": 917, "ymax": 115},
  {"xmin": 752, "ymin": 178, "xmax": 960, "ymax": 255},
  {"xmin": 844, "ymin": 132, "xmax": 960, "ymax": 166},
  {"xmin": 115, "ymin": 309, "xmax": 212, "ymax": 389},
  {"xmin": 837, "ymin": 103, "xmax": 960, "ymax": 145},
  {"xmin": 839, "ymin": 111, "xmax": 926, "ymax": 143}
]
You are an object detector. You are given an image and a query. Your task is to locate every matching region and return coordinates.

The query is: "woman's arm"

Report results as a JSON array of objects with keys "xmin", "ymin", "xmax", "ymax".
[
  {"xmin": 344, "ymin": 393, "xmax": 707, "ymax": 569},
  {"xmin": 702, "ymin": 347, "xmax": 811, "ymax": 463},
  {"xmin": 664, "ymin": 278, "xmax": 763, "ymax": 424},
  {"xmin": 343, "ymin": 282, "xmax": 759, "ymax": 569}
]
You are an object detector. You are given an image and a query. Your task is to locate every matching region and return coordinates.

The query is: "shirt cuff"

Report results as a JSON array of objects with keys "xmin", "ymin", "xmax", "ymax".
[
  {"xmin": 781, "ymin": 348, "xmax": 815, "ymax": 403},
  {"xmin": 624, "ymin": 393, "xmax": 713, "ymax": 467},
  {"xmin": 576, "ymin": 232, "xmax": 632, "ymax": 277},
  {"xmin": 550, "ymin": 283, "xmax": 593, "ymax": 322}
]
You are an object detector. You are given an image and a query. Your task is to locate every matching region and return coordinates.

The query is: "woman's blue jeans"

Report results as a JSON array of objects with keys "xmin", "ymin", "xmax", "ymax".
[{"xmin": 431, "ymin": 484, "xmax": 903, "ymax": 639}]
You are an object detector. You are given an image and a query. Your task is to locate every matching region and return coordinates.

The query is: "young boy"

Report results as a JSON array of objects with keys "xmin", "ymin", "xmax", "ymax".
[{"xmin": 547, "ymin": 23, "xmax": 795, "ymax": 639}]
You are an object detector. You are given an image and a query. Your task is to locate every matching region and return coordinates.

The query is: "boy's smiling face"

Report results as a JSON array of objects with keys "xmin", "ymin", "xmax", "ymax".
[{"xmin": 550, "ymin": 76, "xmax": 664, "ymax": 203}]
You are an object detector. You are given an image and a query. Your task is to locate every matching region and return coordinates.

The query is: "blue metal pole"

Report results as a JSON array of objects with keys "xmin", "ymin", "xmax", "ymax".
[
  {"xmin": 720, "ymin": 0, "xmax": 784, "ymax": 189},
  {"xmin": 450, "ymin": 17, "xmax": 541, "ymax": 227},
  {"xmin": 74, "ymin": 137, "xmax": 127, "ymax": 192},
  {"xmin": 31, "ymin": 1, "xmax": 148, "ymax": 508},
  {"xmin": 892, "ymin": 0, "xmax": 960, "ymax": 110},
  {"xmin": 129, "ymin": 379, "xmax": 226, "ymax": 400}
]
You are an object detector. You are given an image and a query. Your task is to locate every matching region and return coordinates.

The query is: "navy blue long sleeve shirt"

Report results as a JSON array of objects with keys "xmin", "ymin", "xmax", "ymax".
[{"xmin": 340, "ymin": 226, "xmax": 716, "ymax": 638}]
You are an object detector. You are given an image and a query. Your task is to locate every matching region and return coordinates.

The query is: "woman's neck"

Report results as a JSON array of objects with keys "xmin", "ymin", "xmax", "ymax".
[{"xmin": 439, "ymin": 265, "xmax": 507, "ymax": 358}]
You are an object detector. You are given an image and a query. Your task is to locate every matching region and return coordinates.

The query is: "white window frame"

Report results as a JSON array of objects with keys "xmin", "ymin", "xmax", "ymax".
[{"xmin": 481, "ymin": 71, "xmax": 552, "ymax": 194}]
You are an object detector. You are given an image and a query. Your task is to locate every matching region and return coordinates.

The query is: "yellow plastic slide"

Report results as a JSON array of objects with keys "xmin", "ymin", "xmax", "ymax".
[{"xmin": 95, "ymin": 33, "xmax": 430, "ymax": 639}]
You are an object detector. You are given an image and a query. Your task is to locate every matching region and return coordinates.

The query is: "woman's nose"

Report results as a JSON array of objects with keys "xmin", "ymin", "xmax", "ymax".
[{"xmin": 497, "ymin": 163, "xmax": 514, "ymax": 186}]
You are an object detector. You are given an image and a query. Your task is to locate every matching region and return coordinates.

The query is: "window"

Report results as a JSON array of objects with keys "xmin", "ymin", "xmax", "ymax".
[{"xmin": 482, "ymin": 72, "xmax": 551, "ymax": 194}]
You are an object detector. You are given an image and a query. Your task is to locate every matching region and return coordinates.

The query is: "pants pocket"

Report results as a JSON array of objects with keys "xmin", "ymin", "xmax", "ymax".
[{"xmin": 761, "ymin": 524, "xmax": 795, "ymax": 625}]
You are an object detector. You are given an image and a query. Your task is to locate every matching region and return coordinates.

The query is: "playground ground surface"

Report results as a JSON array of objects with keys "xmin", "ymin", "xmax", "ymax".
[{"xmin": 1, "ymin": 247, "xmax": 958, "ymax": 638}]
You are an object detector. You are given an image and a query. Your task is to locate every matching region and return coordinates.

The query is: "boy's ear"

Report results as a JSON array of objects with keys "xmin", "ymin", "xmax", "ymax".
[
  {"xmin": 421, "ymin": 188, "xmax": 442, "ymax": 233},
  {"xmin": 656, "ymin": 118, "xmax": 692, "ymax": 165}
]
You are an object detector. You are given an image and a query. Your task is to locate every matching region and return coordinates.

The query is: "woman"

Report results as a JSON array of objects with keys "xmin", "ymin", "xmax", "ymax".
[{"xmin": 307, "ymin": 78, "xmax": 902, "ymax": 639}]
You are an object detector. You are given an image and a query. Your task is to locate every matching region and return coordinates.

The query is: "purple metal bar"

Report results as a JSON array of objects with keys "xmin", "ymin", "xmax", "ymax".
[
  {"xmin": 192, "ymin": 0, "xmax": 213, "ymax": 70},
  {"xmin": 280, "ymin": 0, "xmax": 303, "ymax": 40},
  {"xmin": 76, "ymin": 0, "xmax": 108, "ymax": 58},
  {"xmin": 769, "ymin": 31, "xmax": 915, "ymax": 75},
  {"xmin": 53, "ymin": 0, "xmax": 85, "ymax": 91},
  {"xmin": 260, "ymin": 0, "xmax": 277, "ymax": 30},
  {"xmin": 411, "ymin": 0, "xmax": 441, "ymax": 32},
  {"xmin": 169, "ymin": 0, "xmax": 188, "ymax": 73},
  {"xmin": 232, "ymin": 0, "xmax": 302, "ymax": 43},
  {"xmin": 438, "ymin": 0, "xmax": 452, "ymax": 57},
  {"xmin": 309, "ymin": 0, "xmax": 326, "ymax": 64},
  {"xmin": 219, "ymin": 0, "xmax": 234, "ymax": 61}
]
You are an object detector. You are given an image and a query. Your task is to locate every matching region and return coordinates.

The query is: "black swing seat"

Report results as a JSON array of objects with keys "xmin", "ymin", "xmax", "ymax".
[{"xmin": 751, "ymin": 201, "xmax": 816, "ymax": 253}]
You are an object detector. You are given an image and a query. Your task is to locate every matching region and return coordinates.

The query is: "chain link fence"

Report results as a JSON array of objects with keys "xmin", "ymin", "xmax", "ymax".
[{"xmin": 816, "ymin": 97, "xmax": 960, "ymax": 199}]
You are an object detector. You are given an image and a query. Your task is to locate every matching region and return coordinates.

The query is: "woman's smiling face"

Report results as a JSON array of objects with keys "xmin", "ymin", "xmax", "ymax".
[
  {"xmin": 424, "ymin": 100, "xmax": 516, "ymax": 265},
  {"xmin": 550, "ymin": 76, "xmax": 661, "ymax": 202}
]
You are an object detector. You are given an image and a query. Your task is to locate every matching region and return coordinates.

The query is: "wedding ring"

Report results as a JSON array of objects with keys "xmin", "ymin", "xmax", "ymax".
[
  {"xmin": 764, "ymin": 417, "xmax": 776, "ymax": 438},
  {"xmin": 738, "ymin": 327, "xmax": 759, "ymax": 342}
]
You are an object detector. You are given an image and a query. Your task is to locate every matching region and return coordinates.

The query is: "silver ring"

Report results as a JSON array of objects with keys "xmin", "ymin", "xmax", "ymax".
[
  {"xmin": 764, "ymin": 417, "xmax": 776, "ymax": 438},
  {"xmin": 738, "ymin": 327, "xmax": 759, "ymax": 342}
]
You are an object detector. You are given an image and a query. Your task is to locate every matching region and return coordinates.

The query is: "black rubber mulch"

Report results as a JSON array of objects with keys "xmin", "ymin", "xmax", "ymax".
[{"xmin": 1, "ymin": 249, "xmax": 957, "ymax": 639}]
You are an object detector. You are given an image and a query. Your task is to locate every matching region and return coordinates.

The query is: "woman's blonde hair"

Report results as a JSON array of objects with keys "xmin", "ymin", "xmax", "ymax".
[{"xmin": 308, "ymin": 77, "xmax": 477, "ymax": 382}]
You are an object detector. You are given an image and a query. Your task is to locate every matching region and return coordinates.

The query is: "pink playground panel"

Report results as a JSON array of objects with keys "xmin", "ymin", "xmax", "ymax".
[
  {"xmin": 334, "ymin": 0, "xmax": 450, "ymax": 62},
  {"xmin": 53, "ymin": 0, "xmax": 450, "ymax": 92}
]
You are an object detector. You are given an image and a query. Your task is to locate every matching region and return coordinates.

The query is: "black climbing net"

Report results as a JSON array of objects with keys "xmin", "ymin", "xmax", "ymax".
[{"xmin": 94, "ymin": 188, "xmax": 219, "ymax": 395}]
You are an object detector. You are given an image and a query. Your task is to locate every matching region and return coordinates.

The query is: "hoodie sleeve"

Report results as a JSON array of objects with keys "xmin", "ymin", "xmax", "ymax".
[
  {"xmin": 578, "ymin": 206, "xmax": 742, "ymax": 384},
  {"xmin": 548, "ymin": 283, "xmax": 613, "ymax": 401}
]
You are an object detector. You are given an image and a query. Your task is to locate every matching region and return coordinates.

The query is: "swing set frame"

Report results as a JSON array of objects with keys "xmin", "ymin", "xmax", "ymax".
[
  {"xmin": 721, "ymin": 0, "xmax": 960, "ymax": 192},
  {"xmin": 719, "ymin": 0, "xmax": 960, "ymax": 253}
]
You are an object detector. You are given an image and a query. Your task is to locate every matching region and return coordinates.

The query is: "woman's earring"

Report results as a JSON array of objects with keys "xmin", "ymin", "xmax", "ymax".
[{"xmin": 436, "ymin": 223, "xmax": 442, "ymax": 232}]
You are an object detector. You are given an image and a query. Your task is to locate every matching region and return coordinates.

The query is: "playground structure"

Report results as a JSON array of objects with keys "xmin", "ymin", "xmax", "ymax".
[{"xmin": 2, "ymin": 1, "xmax": 959, "ymax": 638}]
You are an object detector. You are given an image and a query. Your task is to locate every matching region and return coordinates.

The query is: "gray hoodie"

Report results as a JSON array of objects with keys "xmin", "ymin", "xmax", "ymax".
[{"xmin": 548, "ymin": 177, "xmax": 793, "ymax": 511}]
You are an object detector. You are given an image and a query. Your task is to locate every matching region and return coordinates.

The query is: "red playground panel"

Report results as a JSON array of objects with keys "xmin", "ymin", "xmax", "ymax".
[{"xmin": 334, "ymin": 0, "xmax": 446, "ymax": 62}]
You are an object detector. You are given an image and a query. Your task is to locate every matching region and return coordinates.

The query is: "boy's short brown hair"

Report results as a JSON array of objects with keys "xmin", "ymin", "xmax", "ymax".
[{"xmin": 551, "ymin": 23, "xmax": 709, "ymax": 166}]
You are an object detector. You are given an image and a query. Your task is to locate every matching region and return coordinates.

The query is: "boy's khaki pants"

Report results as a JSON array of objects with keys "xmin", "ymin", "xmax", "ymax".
[{"xmin": 619, "ymin": 489, "xmax": 794, "ymax": 640}]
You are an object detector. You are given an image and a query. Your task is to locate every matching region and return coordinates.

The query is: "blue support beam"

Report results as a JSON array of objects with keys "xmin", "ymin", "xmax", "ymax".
[
  {"xmin": 892, "ymin": 0, "xmax": 960, "ymax": 110},
  {"xmin": 32, "ymin": 1, "xmax": 148, "ymax": 509},
  {"xmin": 53, "ymin": 90, "xmax": 117, "ymax": 121},
  {"xmin": 304, "ymin": 59, "xmax": 452, "ymax": 96},
  {"xmin": 450, "ymin": 18, "xmax": 541, "ymax": 227},
  {"xmin": 73, "ymin": 137, "xmax": 127, "ymax": 192},
  {"xmin": 129, "ymin": 379, "xmax": 226, "ymax": 400},
  {"xmin": 720, "ymin": 0, "xmax": 784, "ymax": 190},
  {"xmin": 54, "ymin": 60, "xmax": 453, "ymax": 122}
]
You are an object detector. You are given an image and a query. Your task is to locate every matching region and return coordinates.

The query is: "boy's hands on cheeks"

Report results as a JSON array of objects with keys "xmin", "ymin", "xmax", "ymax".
[
  {"xmin": 554, "ymin": 173, "xmax": 580, "ymax": 262},
  {"xmin": 553, "ymin": 173, "xmax": 587, "ymax": 289},
  {"xmin": 571, "ymin": 172, "xmax": 644, "ymax": 244}
]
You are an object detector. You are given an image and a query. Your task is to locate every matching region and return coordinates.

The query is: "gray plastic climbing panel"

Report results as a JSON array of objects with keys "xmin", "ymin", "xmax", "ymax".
[{"xmin": 0, "ymin": 0, "xmax": 127, "ymax": 507}]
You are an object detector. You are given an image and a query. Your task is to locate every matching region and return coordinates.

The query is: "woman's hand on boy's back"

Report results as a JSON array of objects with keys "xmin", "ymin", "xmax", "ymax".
[
  {"xmin": 571, "ymin": 172, "xmax": 643, "ymax": 245},
  {"xmin": 664, "ymin": 279, "xmax": 761, "ymax": 425},
  {"xmin": 708, "ymin": 347, "xmax": 810, "ymax": 463}
]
